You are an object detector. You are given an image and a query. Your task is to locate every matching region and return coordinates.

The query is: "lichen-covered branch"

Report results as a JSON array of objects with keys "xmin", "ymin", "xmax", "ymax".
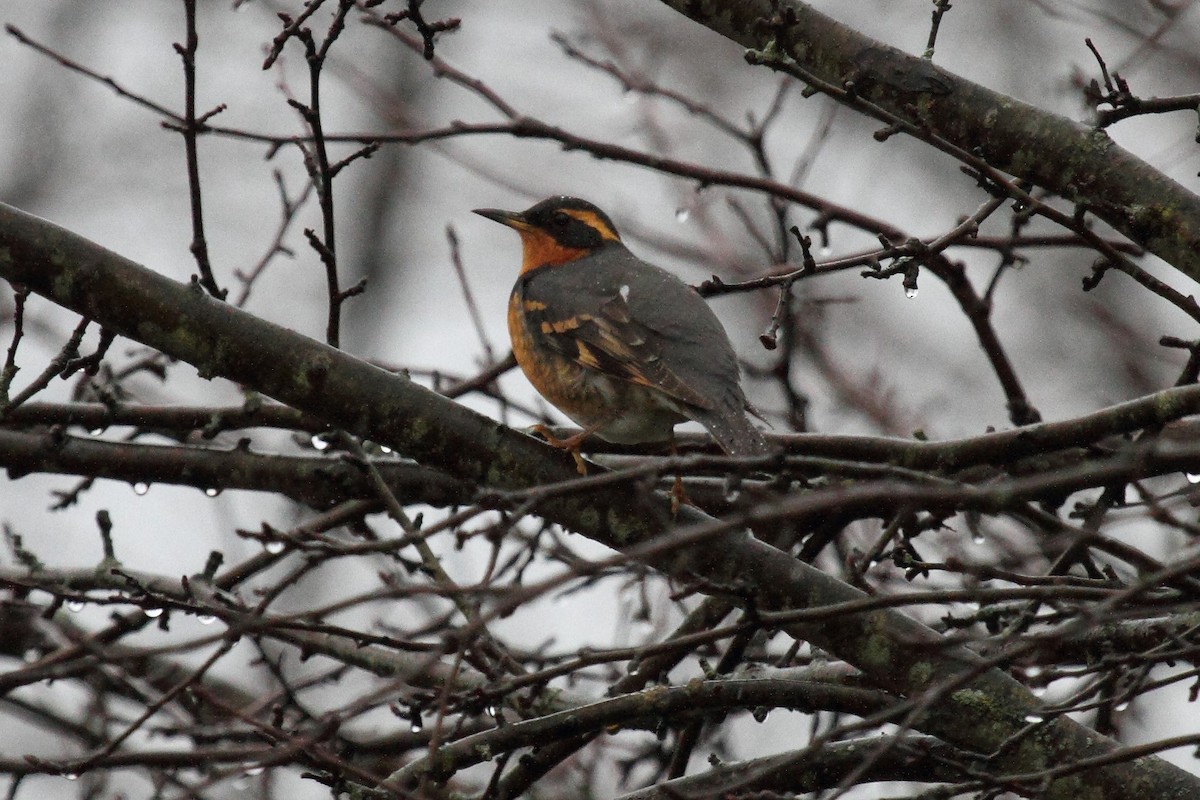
[
  {"xmin": 3, "ymin": 202, "xmax": 1199, "ymax": 798},
  {"xmin": 654, "ymin": 0, "xmax": 1200, "ymax": 283}
]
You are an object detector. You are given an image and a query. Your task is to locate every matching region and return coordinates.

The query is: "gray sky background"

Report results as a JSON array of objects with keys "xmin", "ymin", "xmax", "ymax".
[{"xmin": 2, "ymin": 1, "xmax": 1199, "ymax": 796}]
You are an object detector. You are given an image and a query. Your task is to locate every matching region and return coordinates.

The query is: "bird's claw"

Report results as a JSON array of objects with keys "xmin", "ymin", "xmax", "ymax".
[{"xmin": 529, "ymin": 424, "xmax": 590, "ymax": 475}]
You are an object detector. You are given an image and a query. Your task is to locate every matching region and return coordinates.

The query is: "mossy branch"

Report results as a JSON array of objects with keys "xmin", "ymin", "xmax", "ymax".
[
  {"xmin": 655, "ymin": 0, "xmax": 1200, "ymax": 284},
  {"xmin": 2, "ymin": 202, "xmax": 1198, "ymax": 798}
]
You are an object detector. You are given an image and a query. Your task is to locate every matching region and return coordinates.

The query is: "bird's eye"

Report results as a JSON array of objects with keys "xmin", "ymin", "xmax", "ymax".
[{"xmin": 551, "ymin": 212, "xmax": 571, "ymax": 228}]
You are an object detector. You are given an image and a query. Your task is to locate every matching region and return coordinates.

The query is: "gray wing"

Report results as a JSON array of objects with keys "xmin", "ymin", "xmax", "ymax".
[
  {"xmin": 520, "ymin": 247, "xmax": 741, "ymax": 411},
  {"xmin": 521, "ymin": 248, "xmax": 769, "ymax": 455}
]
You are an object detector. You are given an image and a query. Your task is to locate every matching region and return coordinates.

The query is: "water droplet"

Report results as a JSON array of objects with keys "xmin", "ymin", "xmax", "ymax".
[
  {"xmin": 379, "ymin": 445, "xmax": 392, "ymax": 455},
  {"xmin": 819, "ymin": 246, "xmax": 832, "ymax": 257},
  {"xmin": 197, "ymin": 614, "xmax": 217, "ymax": 625},
  {"xmin": 133, "ymin": 482, "xmax": 150, "ymax": 495},
  {"xmin": 144, "ymin": 607, "xmax": 164, "ymax": 618},
  {"xmin": 66, "ymin": 599, "xmax": 85, "ymax": 612},
  {"xmin": 1115, "ymin": 701, "xmax": 1130, "ymax": 712},
  {"xmin": 23, "ymin": 648, "xmax": 39, "ymax": 663},
  {"xmin": 751, "ymin": 707, "xmax": 770, "ymax": 722},
  {"xmin": 674, "ymin": 207, "xmax": 690, "ymax": 223},
  {"xmin": 410, "ymin": 718, "xmax": 423, "ymax": 733},
  {"xmin": 244, "ymin": 765, "xmax": 264, "ymax": 776},
  {"xmin": 1024, "ymin": 665, "xmax": 1043, "ymax": 679},
  {"xmin": 1187, "ymin": 473, "xmax": 1200, "ymax": 484},
  {"xmin": 64, "ymin": 773, "xmax": 79, "ymax": 781},
  {"xmin": 89, "ymin": 427, "xmax": 105, "ymax": 436},
  {"xmin": 485, "ymin": 704, "xmax": 498, "ymax": 717},
  {"xmin": 1023, "ymin": 713, "xmax": 1044, "ymax": 724},
  {"xmin": 972, "ymin": 533, "xmax": 985, "ymax": 545},
  {"xmin": 1032, "ymin": 686, "xmax": 1047, "ymax": 697},
  {"xmin": 204, "ymin": 487, "xmax": 221, "ymax": 497},
  {"xmin": 905, "ymin": 286, "xmax": 919, "ymax": 299},
  {"xmin": 265, "ymin": 541, "xmax": 285, "ymax": 554},
  {"xmin": 311, "ymin": 435, "xmax": 329, "ymax": 451}
]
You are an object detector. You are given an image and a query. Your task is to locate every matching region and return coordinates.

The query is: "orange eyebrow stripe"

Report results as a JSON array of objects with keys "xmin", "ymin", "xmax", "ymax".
[{"xmin": 561, "ymin": 209, "xmax": 621, "ymax": 241}]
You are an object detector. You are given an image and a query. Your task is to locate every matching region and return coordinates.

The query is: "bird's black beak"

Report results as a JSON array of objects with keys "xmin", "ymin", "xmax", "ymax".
[{"xmin": 472, "ymin": 208, "xmax": 530, "ymax": 230}]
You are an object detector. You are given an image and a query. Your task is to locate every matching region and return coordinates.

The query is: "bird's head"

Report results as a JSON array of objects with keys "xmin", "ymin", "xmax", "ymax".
[{"xmin": 474, "ymin": 196, "xmax": 622, "ymax": 273}]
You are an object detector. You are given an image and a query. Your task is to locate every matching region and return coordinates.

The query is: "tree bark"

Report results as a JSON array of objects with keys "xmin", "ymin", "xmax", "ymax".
[
  {"xmin": 2, "ymin": 201, "xmax": 1198, "ymax": 798},
  {"xmin": 654, "ymin": 0, "xmax": 1200, "ymax": 284}
]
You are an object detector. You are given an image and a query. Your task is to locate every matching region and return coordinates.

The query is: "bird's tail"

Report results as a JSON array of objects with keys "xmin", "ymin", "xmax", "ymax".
[{"xmin": 692, "ymin": 405, "xmax": 771, "ymax": 456}]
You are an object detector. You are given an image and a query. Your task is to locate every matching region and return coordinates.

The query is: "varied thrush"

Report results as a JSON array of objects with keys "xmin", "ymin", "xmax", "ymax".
[{"xmin": 474, "ymin": 196, "xmax": 769, "ymax": 465}]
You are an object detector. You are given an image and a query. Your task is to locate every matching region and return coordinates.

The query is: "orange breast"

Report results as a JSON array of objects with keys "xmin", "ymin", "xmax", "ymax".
[
  {"xmin": 508, "ymin": 291, "xmax": 599, "ymax": 427},
  {"xmin": 507, "ymin": 289, "xmax": 686, "ymax": 443}
]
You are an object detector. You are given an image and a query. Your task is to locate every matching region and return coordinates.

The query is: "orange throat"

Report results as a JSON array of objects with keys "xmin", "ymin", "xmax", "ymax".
[{"xmin": 518, "ymin": 229, "xmax": 589, "ymax": 274}]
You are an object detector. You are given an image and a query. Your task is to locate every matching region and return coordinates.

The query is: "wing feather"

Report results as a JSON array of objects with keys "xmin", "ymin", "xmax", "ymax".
[
  {"xmin": 518, "ymin": 254, "xmax": 719, "ymax": 410},
  {"xmin": 515, "ymin": 247, "xmax": 772, "ymax": 455},
  {"xmin": 550, "ymin": 307, "xmax": 712, "ymax": 409}
]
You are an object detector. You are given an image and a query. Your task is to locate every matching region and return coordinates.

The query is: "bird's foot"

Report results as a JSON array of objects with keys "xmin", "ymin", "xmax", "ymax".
[
  {"xmin": 529, "ymin": 424, "xmax": 591, "ymax": 475},
  {"xmin": 670, "ymin": 473, "xmax": 689, "ymax": 517}
]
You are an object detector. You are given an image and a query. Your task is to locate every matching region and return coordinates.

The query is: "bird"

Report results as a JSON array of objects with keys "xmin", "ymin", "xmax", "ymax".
[{"xmin": 473, "ymin": 196, "xmax": 770, "ymax": 471}]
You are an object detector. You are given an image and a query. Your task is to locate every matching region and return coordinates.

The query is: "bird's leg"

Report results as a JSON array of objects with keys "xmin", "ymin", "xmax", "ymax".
[
  {"xmin": 529, "ymin": 423, "xmax": 601, "ymax": 475},
  {"xmin": 669, "ymin": 435, "xmax": 690, "ymax": 517}
]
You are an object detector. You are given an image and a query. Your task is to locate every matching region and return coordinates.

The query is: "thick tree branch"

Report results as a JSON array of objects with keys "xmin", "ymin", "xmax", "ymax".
[
  {"xmin": 389, "ymin": 675, "xmax": 893, "ymax": 785},
  {"xmin": 0, "ymin": 429, "xmax": 471, "ymax": 508},
  {"xmin": 2, "ymin": 202, "xmax": 1198, "ymax": 798},
  {"xmin": 655, "ymin": 0, "xmax": 1200, "ymax": 283},
  {"xmin": 617, "ymin": 734, "xmax": 971, "ymax": 799}
]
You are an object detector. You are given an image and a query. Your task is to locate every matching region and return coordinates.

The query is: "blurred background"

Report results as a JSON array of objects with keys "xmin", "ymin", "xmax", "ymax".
[{"xmin": 2, "ymin": 1, "xmax": 1199, "ymax": 797}]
